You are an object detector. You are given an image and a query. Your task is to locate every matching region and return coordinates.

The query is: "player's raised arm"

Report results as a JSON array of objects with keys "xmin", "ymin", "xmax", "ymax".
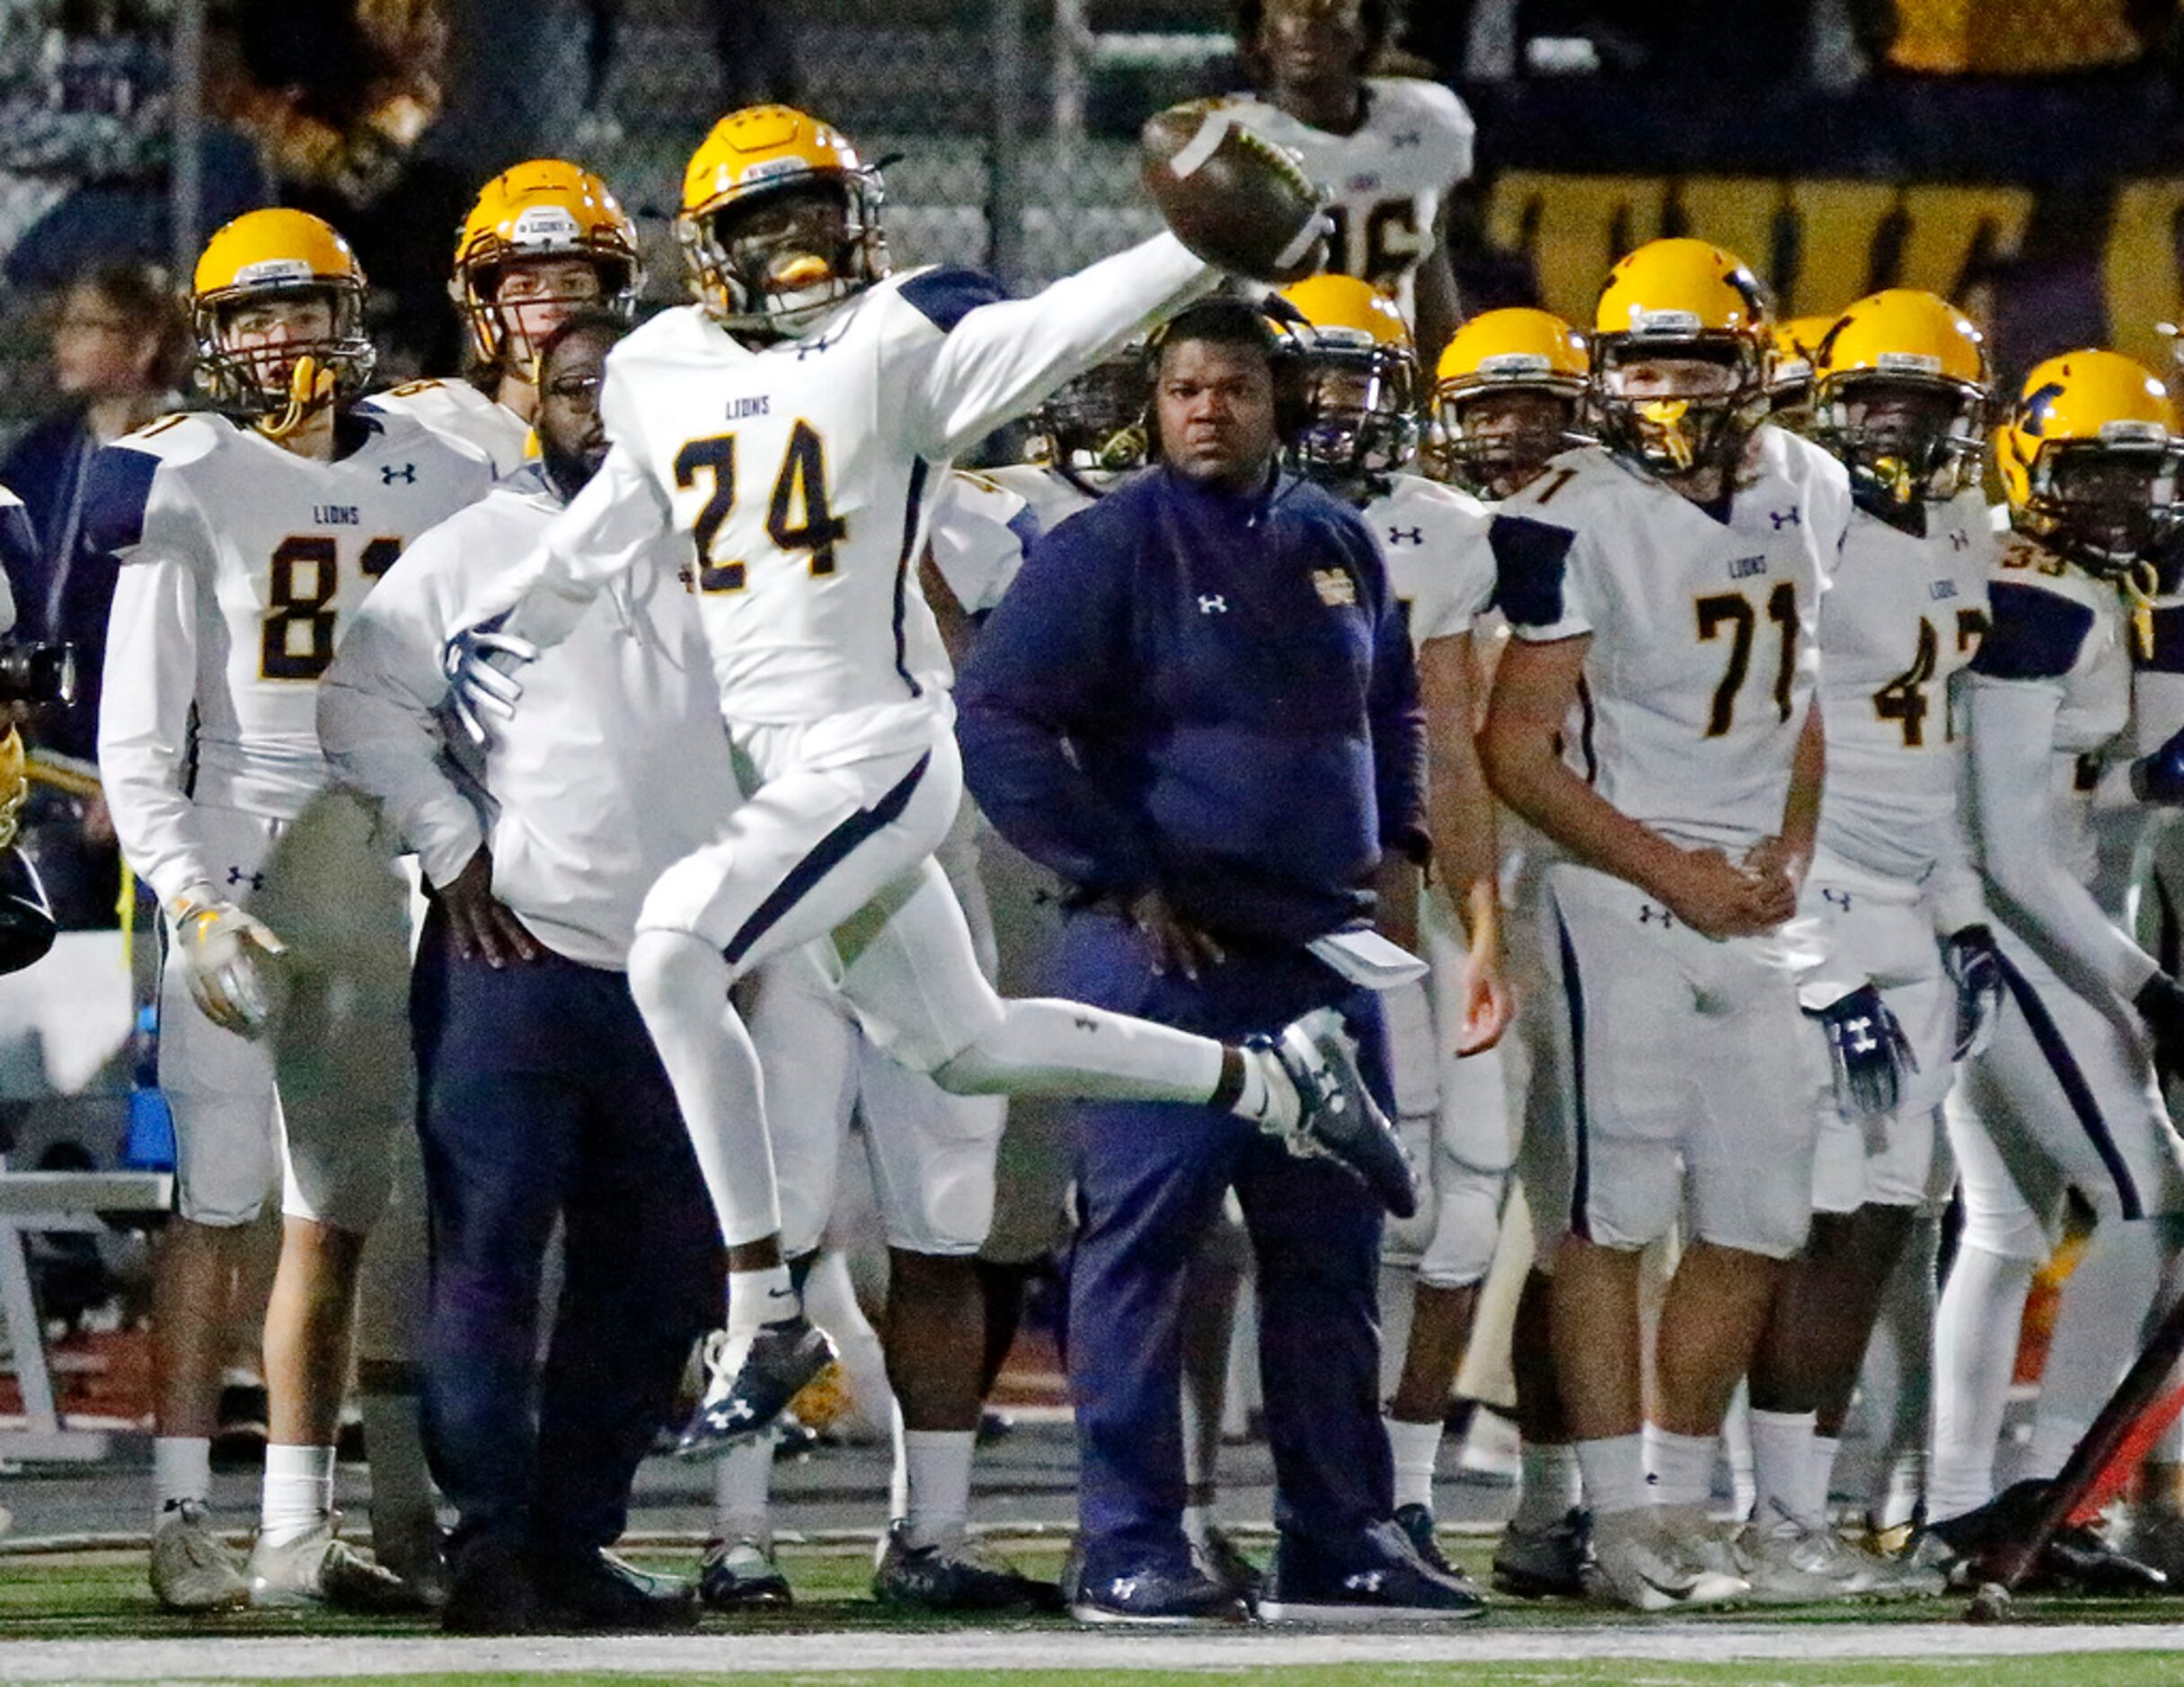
[{"xmin": 320, "ymin": 526, "xmax": 485, "ymax": 894}]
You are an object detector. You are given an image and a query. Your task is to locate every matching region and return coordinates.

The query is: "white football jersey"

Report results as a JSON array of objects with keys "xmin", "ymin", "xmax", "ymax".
[
  {"xmin": 517, "ymin": 237, "xmax": 1210, "ymax": 738},
  {"xmin": 89, "ymin": 409, "xmax": 495, "ymax": 905},
  {"xmin": 926, "ymin": 463, "xmax": 1106, "ymax": 615},
  {"xmin": 1493, "ymin": 430, "xmax": 1851, "ymax": 854},
  {"xmin": 1969, "ymin": 538, "xmax": 2135, "ymax": 888},
  {"xmin": 362, "ymin": 377, "xmax": 533, "ymax": 477},
  {"xmin": 0, "ymin": 480, "xmax": 28, "ymax": 635},
  {"xmin": 1222, "ymin": 77, "xmax": 1474, "ymax": 315},
  {"xmin": 1364, "ymin": 472, "xmax": 1494, "ymax": 653},
  {"xmin": 1814, "ymin": 490, "xmax": 1994, "ymax": 890}
]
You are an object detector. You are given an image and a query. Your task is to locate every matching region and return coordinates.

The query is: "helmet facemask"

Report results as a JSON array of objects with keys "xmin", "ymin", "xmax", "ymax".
[
  {"xmin": 2020, "ymin": 431, "xmax": 2183, "ymax": 578},
  {"xmin": 194, "ymin": 279, "xmax": 375, "ymax": 433},
  {"xmin": 1032, "ymin": 355, "xmax": 1152, "ymax": 479},
  {"xmin": 1593, "ymin": 335, "xmax": 1766, "ymax": 480},
  {"xmin": 680, "ymin": 175, "xmax": 888, "ymax": 339},
  {"xmin": 1816, "ymin": 373, "xmax": 1986, "ymax": 513},
  {"xmin": 463, "ymin": 251, "xmax": 635, "ymax": 373},
  {"xmin": 1289, "ymin": 341, "xmax": 1417, "ymax": 481},
  {"xmin": 1436, "ymin": 385, "xmax": 1582, "ymax": 499}
]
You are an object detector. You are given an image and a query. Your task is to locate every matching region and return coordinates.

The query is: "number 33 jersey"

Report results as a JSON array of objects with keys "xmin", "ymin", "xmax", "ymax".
[
  {"xmin": 86, "ymin": 410, "xmax": 494, "ymax": 905},
  {"xmin": 1490, "ymin": 429, "xmax": 1852, "ymax": 854}
]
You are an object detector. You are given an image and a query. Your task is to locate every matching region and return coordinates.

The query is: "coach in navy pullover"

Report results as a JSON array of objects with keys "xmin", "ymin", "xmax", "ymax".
[{"xmin": 956, "ymin": 300, "xmax": 1449, "ymax": 1623}]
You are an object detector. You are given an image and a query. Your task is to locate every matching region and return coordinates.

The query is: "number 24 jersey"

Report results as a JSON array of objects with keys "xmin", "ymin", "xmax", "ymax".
[
  {"xmin": 85, "ymin": 410, "xmax": 493, "ymax": 900},
  {"xmin": 1491, "ymin": 429, "xmax": 1852, "ymax": 854}
]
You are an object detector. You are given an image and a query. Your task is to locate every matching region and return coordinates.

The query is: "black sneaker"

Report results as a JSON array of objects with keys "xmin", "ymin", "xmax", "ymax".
[
  {"xmin": 698, "ymin": 1535, "xmax": 792, "ymax": 1611},
  {"xmin": 1922, "ymin": 1479, "xmax": 2169, "ymax": 1595},
  {"xmin": 442, "ymin": 1537, "xmax": 545, "ymax": 1636},
  {"xmin": 1268, "ymin": 1008, "xmax": 1419, "ymax": 1217},
  {"xmin": 531, "ymin": 1548, "xmax": 699, "ymax": 1631},
  {"xmin": 1493, "ymin": 1506, "xmax": 1592, "ymax": 1598},
  {"xmin": 873, "ymin": 1521, "xmax": 1063, "ymax": 1613},
  {"xmin": 1067, "ymin": 1553, "xmax": 1250, "ymax": 1626},
  {"xmin": 675, "ymin": 1318, "xmax": 838, "ymax": 1459},
  {"xmin": 1189, "ymin": 1522, "xmax": 1263, "ymax": 1603},
  {"xmin": 1393, "ymin": 1503, "xmax": 1455, "ymax": 1577},
  {"xmin": 1259, "ymin": 1520, "xmax": 1487, "ymax": 1622}
]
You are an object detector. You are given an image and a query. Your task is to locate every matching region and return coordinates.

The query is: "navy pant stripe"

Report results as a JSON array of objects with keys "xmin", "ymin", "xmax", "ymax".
[
  {"xmin": 721, "ymin": 752, "xmax": 932, "ymax": 967},
  {"xmin": 1995, "ymin": 951, "xmax": 2144, "ymax": 1221},
  {"xmin": 1556, "ymin": 910, "xmax": 1593, "ymax": 1243}
]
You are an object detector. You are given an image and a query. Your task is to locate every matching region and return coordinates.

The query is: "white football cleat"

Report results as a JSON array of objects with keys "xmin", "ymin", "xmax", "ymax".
[
  {"xmin": 1587, "ymin": 1506, "xmax": 1748, "ymax": 1612},
  {"xmin": 150, "ymin": 1499, "xmax": 250, "ymax": 1612}
]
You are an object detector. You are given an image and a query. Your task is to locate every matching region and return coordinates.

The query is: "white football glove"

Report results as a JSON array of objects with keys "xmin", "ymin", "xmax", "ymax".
[
  {"xmin": 170, "ymin": 894, "xmax": 287, "ymax": 1038},
  {"xmin": 443, "ymin": 617, "xmax": 537, "ymax": 746}
]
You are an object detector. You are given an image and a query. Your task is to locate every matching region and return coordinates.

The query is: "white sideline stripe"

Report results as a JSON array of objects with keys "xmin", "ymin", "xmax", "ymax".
[{"xmin": 8, "ymin": 1626, "xmax": 2184, "ymax": 1677}]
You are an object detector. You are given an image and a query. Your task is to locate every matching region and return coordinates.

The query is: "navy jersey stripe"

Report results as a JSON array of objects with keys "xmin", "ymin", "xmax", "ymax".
[
  {"xmin": 1995, "ymin": 951, "xmax": 2144, "ymax": 1219},
  {"xmin": 1972, "ymin": 581, "xmax": 2096, "ymax": 683},
  {"xmin": 1555, "ymin": 910, "xmax": 1593, "ymax": 1243},
  {"xmin": 898, "ymin": 267, "xmax": 1007, "ymax": 334},
  {"xmin": 721, "ymin": 752, "xmax": 933, "ymax": 967},
  {"xmin": 2144, "ymin": 603, "xmax": 2184, "ymax": 676},
  {"xmin": 895, "ymin": 460, "xmax": 930, "ymax": 698},
  {"xmin": 1489, "ymin": 513, "xmax": 1578, "ymax": 631},
  {"xmin": 80, "ymin": 446, "xmax": 162, "ymax": 556}
]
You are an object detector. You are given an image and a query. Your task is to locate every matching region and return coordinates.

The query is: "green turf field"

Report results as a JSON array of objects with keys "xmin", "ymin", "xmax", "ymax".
[{"xmin": 8, "ymin": 1538, "xmax": 2184, "ymax": 1683}]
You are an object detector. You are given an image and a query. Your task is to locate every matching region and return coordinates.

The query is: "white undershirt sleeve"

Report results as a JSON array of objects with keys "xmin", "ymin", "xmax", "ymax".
[{"xmin": 98, "ymin": 556, "xmax": 211, "ymax": 909}]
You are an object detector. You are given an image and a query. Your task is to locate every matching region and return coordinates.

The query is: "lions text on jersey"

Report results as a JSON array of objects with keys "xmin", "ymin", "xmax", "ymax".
[
  {"xmin": 87, "ymin": 408, "xmax": 495, "ymax": 905},
  {"xmin": 1491, "ymin": 431, "xmax": 1851, "ymax": 855},
  {"xmin": 1222, "ymin": 77, "xmax": 1473, "ymax": 316},
  {"xmin": 362, "ymin": 377, "xmax": 534, "ymax": 478},
  {"xmin": 1813, "ymin": 488, "xmax": 1994, "ymax": 900}
]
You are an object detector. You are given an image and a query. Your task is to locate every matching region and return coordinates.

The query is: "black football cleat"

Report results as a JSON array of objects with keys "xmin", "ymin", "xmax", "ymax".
[
  {"xmin": 1393, "ymin": 1503, "xmax": 1458, "ymax": 1577},
  {"xmin": 530, "ymin": 1548, "xmax": 698, "ymax": 1631},
  {"xmin": 872, "ymin": 1521, "xmax": 1064, "ymax": 1613},
  {"xmin": 1268, "ymin": 1007, "xmax": 1418, "ymax": 1217},
  {"xmin": 674, "ymin": 1318, "xmax": 838, "ymax": 1460},
  {"xmin": 1922, "ymin": 1479, "xmax": 2169, "ymax": 1595},
  {"xmin": 697, "ymin": 1535, "xmax": 792, "ymax": 1611}
]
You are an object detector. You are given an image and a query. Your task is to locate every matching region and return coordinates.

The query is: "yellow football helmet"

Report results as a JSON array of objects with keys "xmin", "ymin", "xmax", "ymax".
[
  {"xmin": 1431, "ymin": 306, "xmax": 1588, "ymax": 498},
  {"xmin": 1275, "ymin": 274, "xmax": 1418, "ymax": 477},
  {"xmin": 1996, "ymin": 349, "xmax": 2183, "ymax": 575},
  {"xmin": 1767, "ymin": 314, "xmax": 1835, "ymax": 421},
  {"xmin": 677, "ymin": 104, "xmax": 888, "ymax": 336},
  {"xmin": 192, "ymin": 208, "xmax": 374, "ymax": 428},
  {"xmin": 453, "ymin": 159, "xmax": 641, "ymax": 369},
  {"xmin": 1592, "ymin": 237, "xmax": 1772, "ymax": 477},
  {"xmin": 1811, "ymin": 289, "xmax": 1989, "ymax": 508}
]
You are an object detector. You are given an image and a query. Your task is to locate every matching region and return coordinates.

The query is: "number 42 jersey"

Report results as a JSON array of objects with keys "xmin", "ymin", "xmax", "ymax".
[
  {"xmin": 86, "ymin": 408, "xmax": 494, "ymax": 906},
  {"xmin": 1490, "ymin": 430, "xmax": 1852, "ymax": 855}
]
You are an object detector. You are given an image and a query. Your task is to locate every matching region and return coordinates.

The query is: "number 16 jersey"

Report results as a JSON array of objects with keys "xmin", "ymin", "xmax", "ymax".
[
  {"xmin": 1490, "ymin": 429, "xmax": 1851, "ymax": 855},
  {"xmin": 86, "ymin": 409, "xmax": 493, "ymax": 906}
]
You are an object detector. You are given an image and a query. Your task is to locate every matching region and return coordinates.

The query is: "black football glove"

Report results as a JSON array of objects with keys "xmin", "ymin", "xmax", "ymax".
[
  {"xmin": 1808, "ymin": 982, "xmax": 1917, "ymax": 1123},
  {"xmin": 1942, "ymin": 923, "xmax": 2005, "ymax": 1060},
  {"xmin": 2135, "ymin": 971, "xmax": 2184, "ymax": 1085}
]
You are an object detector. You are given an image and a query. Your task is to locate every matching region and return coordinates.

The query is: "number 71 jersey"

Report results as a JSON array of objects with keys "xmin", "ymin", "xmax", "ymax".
[
  {"xmin": 1490, "ymin": 429, "xmax": 1852, "ymax": 854},
  {"xmin": 85, "ymin": 409, "xmax": 495, "ymax": 820}
]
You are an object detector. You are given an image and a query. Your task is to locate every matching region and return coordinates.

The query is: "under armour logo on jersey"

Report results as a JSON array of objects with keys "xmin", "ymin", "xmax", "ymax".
[
  {"xmin": 1386, "ymin": 526, "xmax": 1425, "ymax": 546},
  {"xmin": 1393, "ymin": 130, "xmax": 1422, "ymax": 148},
  {"xmin": 226, "ymin": 866, "xmax": 265, "ymax": 891},
  {"xmin": 1199, "ymin": 594, "xmax": 1228, "ymax": 614},
  {"xmin": 380, "ymin": 463, "xmax": 416, "ymax": 485},
  {"xmin": 1843, "ymin": 1014, "xmax": 1879, "ymax": 1055},
  {"xmin": 1638, "ymin": 903, "xmax": 1674, "ymax": 927},
  {"xmin": 1823, "ymin": 887, "xmax": 1853, "ymax": 912},
  {"xmin": 793, "ymin": 328, "xmax": 844, "ymax": 361},
  {"xmin": 1770, "ymin": 507, "xmax": 1801, "ymax": 530}
]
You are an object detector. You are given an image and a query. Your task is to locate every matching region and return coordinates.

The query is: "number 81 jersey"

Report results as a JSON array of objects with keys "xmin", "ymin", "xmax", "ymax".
[
  {"xmin": 86, "ymin": 410, "xmax": 493, "ymax": 885},
  {"xmin": 1490, "ymin": 430, "xmax": 1852, "ymax": 855}
]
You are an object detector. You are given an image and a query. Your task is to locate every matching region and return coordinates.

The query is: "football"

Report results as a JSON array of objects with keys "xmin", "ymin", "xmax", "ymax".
[{"xmin": 1139, "ymin": 99, "xmax": 1329, "ymax": 285}]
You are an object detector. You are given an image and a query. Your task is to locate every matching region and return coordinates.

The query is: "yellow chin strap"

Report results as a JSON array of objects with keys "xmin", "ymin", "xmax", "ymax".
[
  {"xmin": 2120, "ymin": 556, "xmax": 2164, "ymax": 661},
  {"xmin": 255, "ymin": 354, "xmax": 337, "ymax": 441},
  {"xmin": 1635, "ymin": 398, "xmax": 1695, "ymax": 472}
]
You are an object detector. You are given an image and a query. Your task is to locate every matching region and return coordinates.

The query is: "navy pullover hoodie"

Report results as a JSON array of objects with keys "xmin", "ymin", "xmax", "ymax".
[{"xmin": 955, "ymin": 462, "xmax": 1427, "ymax": 945}]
